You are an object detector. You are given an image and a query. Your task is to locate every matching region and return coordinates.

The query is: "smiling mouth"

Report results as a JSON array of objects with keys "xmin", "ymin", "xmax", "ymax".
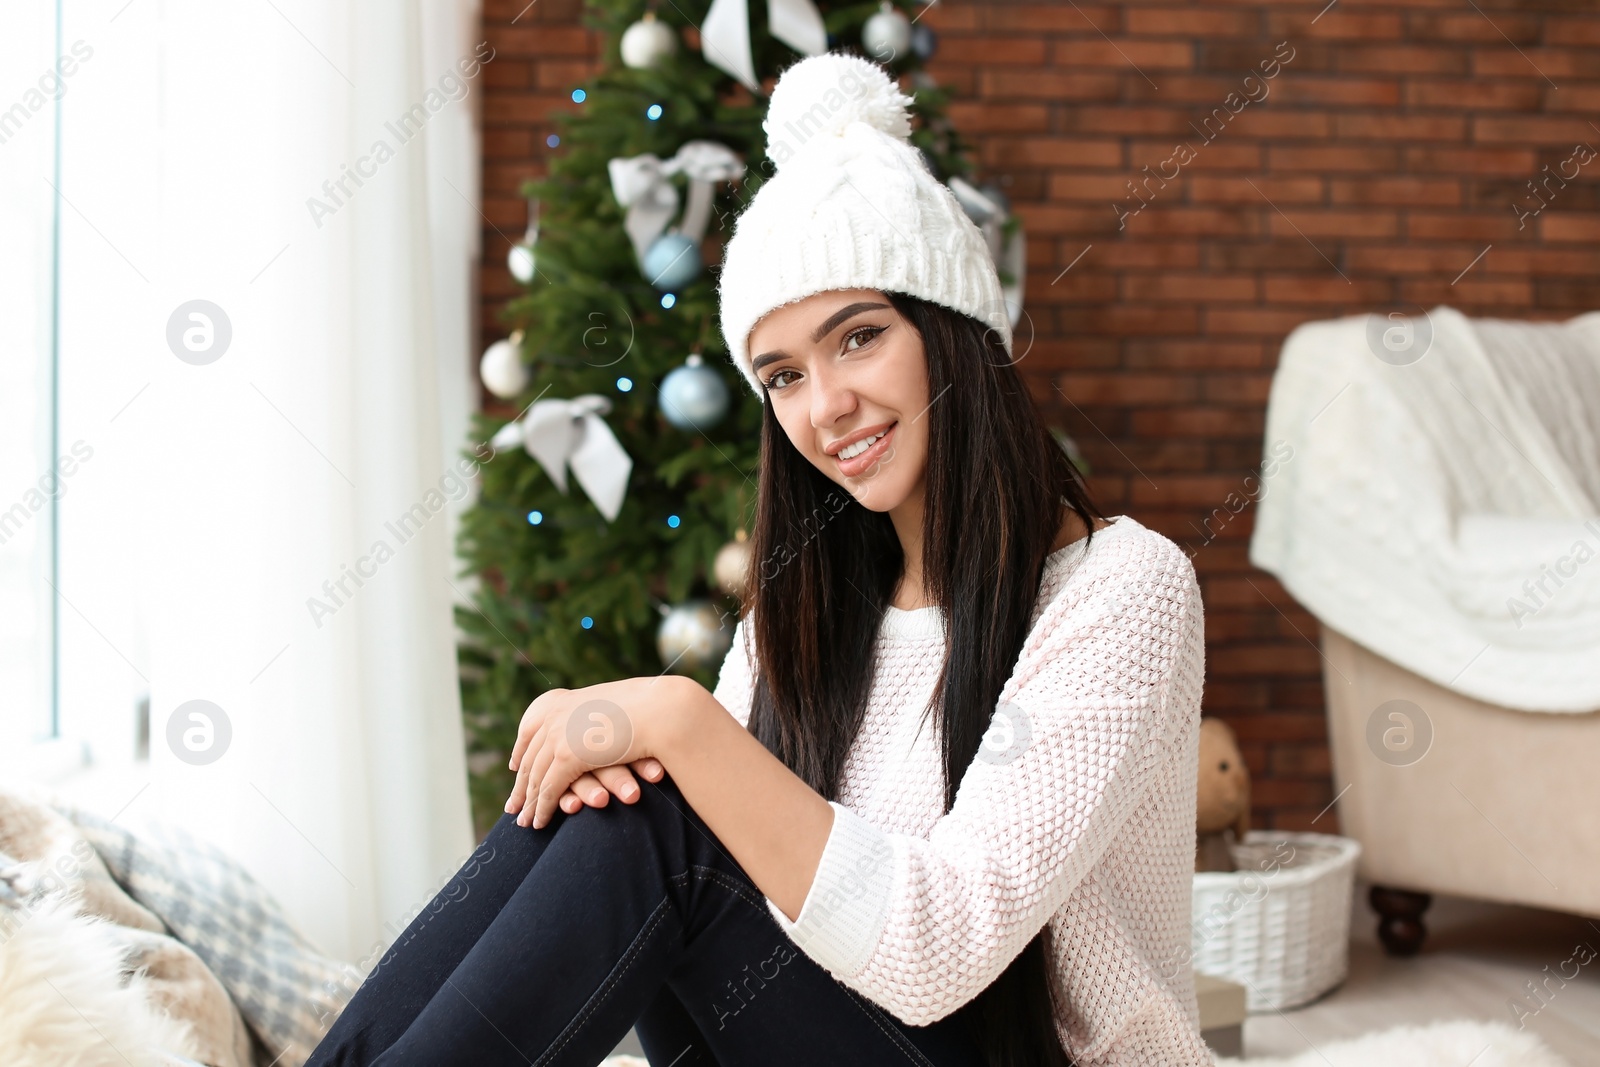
[{"xmin": 834, "ymin": 422, "xmax": 896, "ymax": 475}]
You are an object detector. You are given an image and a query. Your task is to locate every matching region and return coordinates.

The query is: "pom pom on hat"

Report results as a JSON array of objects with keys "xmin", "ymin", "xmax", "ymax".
[{"xmin": 761, "ymin": 53, "xmax": 914, "ymax": 171}]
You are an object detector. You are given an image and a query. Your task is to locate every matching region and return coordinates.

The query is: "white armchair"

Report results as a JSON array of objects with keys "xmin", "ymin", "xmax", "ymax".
[{"xmin": 1250, "ymin": 305, "xmax": 1600, "ymax": 952}]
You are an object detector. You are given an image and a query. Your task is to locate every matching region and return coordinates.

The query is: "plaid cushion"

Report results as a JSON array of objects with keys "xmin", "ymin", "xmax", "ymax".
[{"xmin": 53, "ymin": 805, "xmax": 356, "ymax": 1067}]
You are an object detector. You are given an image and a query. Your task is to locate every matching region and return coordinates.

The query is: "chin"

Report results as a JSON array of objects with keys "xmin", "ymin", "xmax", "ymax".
[{"xmin": 838, "ymin": 466, "xmax": 916, "ymax": 512}]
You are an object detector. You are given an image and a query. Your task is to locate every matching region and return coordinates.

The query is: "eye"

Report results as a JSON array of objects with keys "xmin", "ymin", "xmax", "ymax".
[
  {"xmin": 762, "ymin": 368, "xmax": 798, "ymax": 391},
  {"xmin": 843, "ymin": 324, "xmax": 885, "ymax": 351}
]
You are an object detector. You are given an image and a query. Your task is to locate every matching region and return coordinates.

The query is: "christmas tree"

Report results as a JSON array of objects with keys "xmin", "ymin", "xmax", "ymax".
[{"xmin": 455, "ymin": 0, "xmax": 1025, "ymax": 835}]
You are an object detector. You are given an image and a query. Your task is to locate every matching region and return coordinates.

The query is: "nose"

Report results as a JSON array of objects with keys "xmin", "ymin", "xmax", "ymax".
[{"xmin": 808, "ymin": 361, "xmax": 858, "ymax": 440}]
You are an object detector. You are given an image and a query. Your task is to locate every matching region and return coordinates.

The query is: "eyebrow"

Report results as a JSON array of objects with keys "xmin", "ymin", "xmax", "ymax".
[{"xmin": 750, "ymin": 301, "xmax": 891, "ymax": 375}]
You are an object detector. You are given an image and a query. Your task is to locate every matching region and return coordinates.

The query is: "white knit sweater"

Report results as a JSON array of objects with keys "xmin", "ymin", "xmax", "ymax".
[{"xmin": 711, "ymin": 514, "xmax": 1214, "ymax": 1066}]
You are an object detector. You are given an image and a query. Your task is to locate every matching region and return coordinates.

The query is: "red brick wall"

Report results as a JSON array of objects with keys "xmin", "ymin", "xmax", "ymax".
[{"xmin": 477, "ymin": 1, "xmax": 1600, "ymax": 831}]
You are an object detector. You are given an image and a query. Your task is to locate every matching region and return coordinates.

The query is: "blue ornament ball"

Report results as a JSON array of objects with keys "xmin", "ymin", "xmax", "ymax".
[
  {"xmin": 659, "ymin": 354, "xmax": 730, "ymax": 431},
  {"xmin": 911, "ymin": 23, "xmax": 937, "ymax": 60},
  {"xmin": 643, "ymin": 232, "xmax": 702, "ymax": 291}
]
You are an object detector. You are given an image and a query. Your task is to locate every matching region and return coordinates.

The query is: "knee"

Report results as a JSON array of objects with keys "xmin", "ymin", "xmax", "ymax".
[
  {"xmin": 503, "ymin": 773, "xmax": 691, "ymax": 847},
  {"xmin": 570, "ymin": 772, "xmax": 694, "ymax": 840}
]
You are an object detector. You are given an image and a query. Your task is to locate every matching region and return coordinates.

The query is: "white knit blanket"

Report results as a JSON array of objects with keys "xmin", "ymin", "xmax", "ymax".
[{"xmin": 1249, "ymin": 304, "xmax": 1600, "ymax": 713}]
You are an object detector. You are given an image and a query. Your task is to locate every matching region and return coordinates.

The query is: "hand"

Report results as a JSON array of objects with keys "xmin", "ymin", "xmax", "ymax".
[
  {"xmin": 550, "ymin": 758, "xmax": 666, "ymax": 818},
  {"xmin": 504, "ymin": 676, "xmax": 698, "ymax": 829}
]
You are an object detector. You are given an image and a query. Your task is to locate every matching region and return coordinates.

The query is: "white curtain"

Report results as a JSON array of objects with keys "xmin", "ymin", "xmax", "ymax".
[{"xmin": 54, "ymin": 0, "xmax": 482, "ymax": 961}]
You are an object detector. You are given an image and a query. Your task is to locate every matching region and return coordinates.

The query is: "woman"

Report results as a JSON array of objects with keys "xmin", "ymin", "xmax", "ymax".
[{"xmin": 307, "ymin": 52, "xmax": 1212, "ymax": 1067}]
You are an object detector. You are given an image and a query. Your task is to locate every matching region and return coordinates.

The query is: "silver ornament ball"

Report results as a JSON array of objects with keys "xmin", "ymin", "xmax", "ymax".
[
  {"xmin": 643, "ymin": 232, "xmax": 703, "ymax": 290},
  {"xmin": 659, "ymin": 353, "xmax": 730, "ymax": 431},
  {"xmin": 657, "ymin": 600, "xmax": 734, "ymax": 674}
]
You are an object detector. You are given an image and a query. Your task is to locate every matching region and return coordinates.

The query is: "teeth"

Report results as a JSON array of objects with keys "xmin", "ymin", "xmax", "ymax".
[{"xmin": 840, "ymin": 430, "xmax": 885, "ymax": 460}]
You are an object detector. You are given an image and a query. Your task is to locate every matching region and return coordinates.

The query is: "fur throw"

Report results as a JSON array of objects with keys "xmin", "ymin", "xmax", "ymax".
[
  {"xmin": 0, "ymin": 890, "xmax": 203, "ymax": 1067},
  {"xmin": 0, "ymin": 789, "xmax": 254, "ymax": 1067}
]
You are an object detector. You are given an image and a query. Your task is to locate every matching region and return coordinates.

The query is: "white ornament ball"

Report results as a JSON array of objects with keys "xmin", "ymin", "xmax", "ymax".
[
  {"xmin": 480, "ymin": 335, "xmax": 531, "ymax": 399},
  {"xmin": 863, "ymin": 4, "xmax": 913, "ymax": 64},
  {"xmin": 508, "ymin": 242, "xmax": 536, "ymax": 284},
  {"xmin": 656, "ymin": 600, "xmax": 734, "ymax": 674},
  {"xmin": 621, "ymin": 13, "xmax": 678, "ymax": 70}
]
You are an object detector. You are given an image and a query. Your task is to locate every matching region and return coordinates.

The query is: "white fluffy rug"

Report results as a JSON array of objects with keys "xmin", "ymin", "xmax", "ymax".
[
  {"xmin": 601, "ymin": 1018, "xmax": 1572, "ymax": 1067},
  {"xmin": 1213, "ymin": 1018, "xmax": 1571, "ymax": 1067},
  {"xmin": 0, "ymin": 893, "xmax": 202, "ymax": 1067}
]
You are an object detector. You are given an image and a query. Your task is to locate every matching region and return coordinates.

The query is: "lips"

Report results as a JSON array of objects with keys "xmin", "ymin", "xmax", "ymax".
[{"xmin": 835, "ymin": 422, "xmax": 896, "ymax": 477}]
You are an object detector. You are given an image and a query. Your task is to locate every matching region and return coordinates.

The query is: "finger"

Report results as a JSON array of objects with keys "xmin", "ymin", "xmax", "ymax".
[
  {"xmin": 507, "ymin": 731, "xmax": 547, "ymax": 817},
  {"xmin": 531, "ymin": 746, "xmax": 570, "ymax": 829},
  {"xmin": 570, "ymin": 771, "xmax": 611, "ymax": 808},
  {"xmin": 510, "ymin": 712, "xmax": 550, "ymax": 775},
  {"xmin": 510, "ymin": 723, "xmax": 531, "ymax": 775},
  {"xmin": 508, "ymin": 714, "xmax": 558, "ymax": 811},
  {"xmin": 519, "ymin": 740, "xmax": 558, "ymax": 827},
  {"xmin": 594, "ymin": 765, "xmax": 639, "ymax": 803},
  {"xmin": 559, "ymin": 788, "xmax": 583, "ymax": 815},
  {"xmin": 629, "ymin": 758, "xmax": 664, "ymax": 782},
  {"xmin": 506, "ymin": 745, "xmax": 535, "ymax": 815},
  {"xmin": 505, "ymin": 756, "xmax": 523, "ymax": 814}
]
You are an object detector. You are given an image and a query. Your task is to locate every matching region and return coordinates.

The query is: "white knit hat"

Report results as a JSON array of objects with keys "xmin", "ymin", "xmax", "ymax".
[{"xmin": 716, "ymin": 52, "xmax": 1013, "ymax": 399}]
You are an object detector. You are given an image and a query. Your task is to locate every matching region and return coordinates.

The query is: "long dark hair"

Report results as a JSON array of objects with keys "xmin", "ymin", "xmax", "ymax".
[{"xmin": 740, "ymin": 291, "xmax": 1105, "ymax": 1067}]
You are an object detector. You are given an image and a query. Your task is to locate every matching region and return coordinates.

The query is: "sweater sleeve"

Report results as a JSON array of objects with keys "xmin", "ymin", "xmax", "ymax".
[
  {"xmin": 711, "ymin": 612, "xmax": 755, "ymax": 730},
  {"xmin": 761, "ymin": 541, "xmax": 1203, "ymax": 1026}
]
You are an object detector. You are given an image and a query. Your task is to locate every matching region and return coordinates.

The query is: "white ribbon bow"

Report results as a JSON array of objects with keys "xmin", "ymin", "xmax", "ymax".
[
  {"xmin": 949, "ymin": 176, "xmax": 1028, "ymax": 330},
  {"xmin": 607, "ymin": 141, "xmax": 746, "ymax": 265},
  {"xmin": 700, "ymin": 0, "xmax": 828, "ymax": 94},
  {"xmin": 490, "ymin": 395, "xmax": 633, "ymax": 523}
]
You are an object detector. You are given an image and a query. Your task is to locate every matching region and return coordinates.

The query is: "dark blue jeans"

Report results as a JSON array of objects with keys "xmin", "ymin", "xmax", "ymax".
[{"xmin": 304, "ymin": 772, "xmax": 989, "ymax": 1066}]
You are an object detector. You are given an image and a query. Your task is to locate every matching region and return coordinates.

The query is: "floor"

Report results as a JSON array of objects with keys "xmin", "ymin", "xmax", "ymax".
[
  {"xmin": 608, "ymin": 881, "xmax": 1600, "ymax": 1064},
  {"xmin": 1240, "ymin": 881, "xmax": 1600, "ymax": 1065}
]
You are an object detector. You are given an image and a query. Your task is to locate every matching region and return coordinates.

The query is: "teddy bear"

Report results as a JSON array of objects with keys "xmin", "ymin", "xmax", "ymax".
[{"xmin": 1196, "ymin": 717, "xmax": 1252, "ymax": 873}]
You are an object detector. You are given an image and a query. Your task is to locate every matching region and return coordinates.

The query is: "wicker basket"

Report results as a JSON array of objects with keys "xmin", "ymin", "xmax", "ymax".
[{"xmin": 1190, "ymin": 830, "xmax": 1362, "ymax": 1011}]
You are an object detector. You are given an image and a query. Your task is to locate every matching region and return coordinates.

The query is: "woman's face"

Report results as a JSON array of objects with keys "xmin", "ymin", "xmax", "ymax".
[{"xmin": 747, "ymin": 289, "xmax": 929, "ymax": 513}]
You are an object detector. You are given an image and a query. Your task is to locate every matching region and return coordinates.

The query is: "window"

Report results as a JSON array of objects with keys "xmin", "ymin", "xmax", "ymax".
[{"xmin": 0, "ymin": 1, "xmax": 64, "ymax": 757}]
